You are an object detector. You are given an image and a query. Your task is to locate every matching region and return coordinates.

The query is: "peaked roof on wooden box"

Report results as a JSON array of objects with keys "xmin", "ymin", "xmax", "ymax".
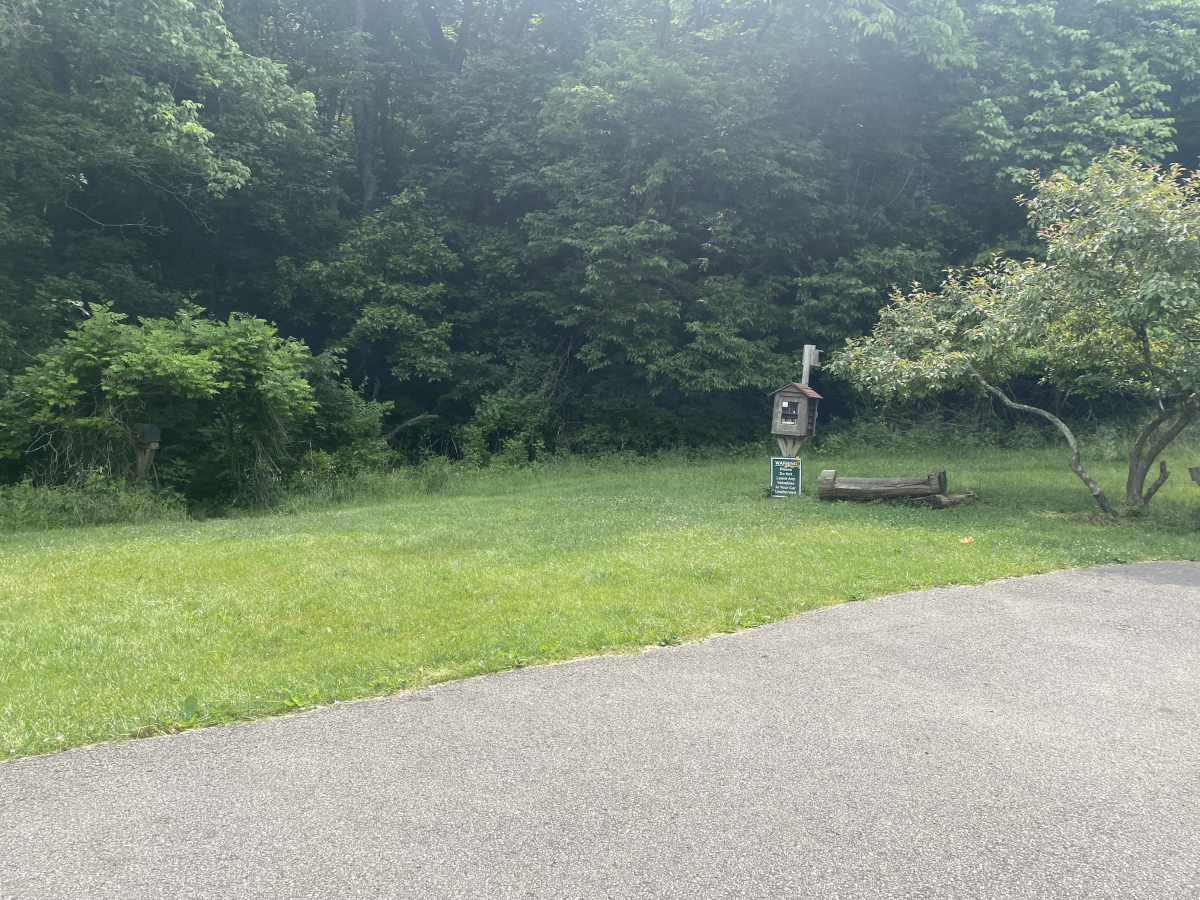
[{"xmin": 770, "ymin": 382, "xmax": 822, "ymax": 400}]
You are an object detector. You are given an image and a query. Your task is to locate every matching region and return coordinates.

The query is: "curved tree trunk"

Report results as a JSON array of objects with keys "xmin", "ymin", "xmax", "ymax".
[{"xmin": 970, "ymin": 369, "xmax": 1117, "ymax": 516}]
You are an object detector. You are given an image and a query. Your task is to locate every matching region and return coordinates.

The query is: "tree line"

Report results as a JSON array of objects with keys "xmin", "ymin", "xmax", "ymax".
[{"xmin": 3, "ymin": 0, "xmax": 1200, "ymax": 503}]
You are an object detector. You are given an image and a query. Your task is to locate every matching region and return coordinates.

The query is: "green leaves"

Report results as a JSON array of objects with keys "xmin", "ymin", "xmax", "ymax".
[
  {"xmin": 0, "ymin": 305, "xmax": 317, "ymax": 485},
  {"xmin": 834, "ymin": 0, "xmax": 973, "ymax": 69},
  {"xmin": 836, "ymin": 150, "xmax": 1200, "ymax": 404},
  {"xmin": 0, "ymin": 0, "xmax": 311, "ymax": 242},
  {"xmin": 833, "ymin": 152, "xmax": 1196, "ymax": 409},
  {"xmin": 830, "ymin": 262, "xmax": 1030, "ymax": 401},
  {"xmin": 959, "ymin": 0, "xmax": 1199, "ymax": 181},
  {"xmin": 533, "ymin": 38, "xmax": 820, "ymax": 393},
  {"xmin": 281, "ymin": 192, "xmax": 457, "ymax": 383},
  {"xmin": 180, "ymin": 695, "xmax": 200, "ymax": 723}
]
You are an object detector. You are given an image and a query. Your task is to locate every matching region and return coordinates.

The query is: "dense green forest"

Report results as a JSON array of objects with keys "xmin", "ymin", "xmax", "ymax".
[{"xmin": 4, "ymin": 0, "xmax": 1200, "ymax": 505}]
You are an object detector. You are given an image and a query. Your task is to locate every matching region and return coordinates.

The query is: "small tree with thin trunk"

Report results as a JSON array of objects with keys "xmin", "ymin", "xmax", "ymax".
[{"xmin": 830, "ymin": 149, "xmax": 1200, "ymax": 516}]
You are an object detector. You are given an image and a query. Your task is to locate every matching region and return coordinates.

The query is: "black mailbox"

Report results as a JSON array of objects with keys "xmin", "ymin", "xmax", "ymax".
[{"xmin": 134, "ymin": 423, "xmax": 161, "ymax": 447}]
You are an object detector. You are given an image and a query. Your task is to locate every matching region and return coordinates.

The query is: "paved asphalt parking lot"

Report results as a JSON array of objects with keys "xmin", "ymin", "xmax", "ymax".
[{"xmin": 2, "ymin": 562, "xmax": 1199, "ymax": 899}]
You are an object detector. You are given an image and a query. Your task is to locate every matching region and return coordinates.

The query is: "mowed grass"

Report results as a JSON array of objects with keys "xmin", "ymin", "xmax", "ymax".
[{"xmin": 2, "ymin": 448, "xmax": 1197, "ymax": 758}]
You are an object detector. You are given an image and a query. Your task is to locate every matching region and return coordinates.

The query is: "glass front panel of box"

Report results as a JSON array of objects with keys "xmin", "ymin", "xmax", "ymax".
[{"xmin": 781, "ymin": 400, "xmax": 800, "ymax": 425}]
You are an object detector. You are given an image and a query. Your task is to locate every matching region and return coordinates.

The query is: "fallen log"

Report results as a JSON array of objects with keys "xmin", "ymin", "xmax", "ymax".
[
  {"xmin": 1190, "ymin": 466, "xmax": 1200, "ymax": 488},
  {"xmin": 818, "ymin": 469, "xmax": 947, "ymax": 502}
]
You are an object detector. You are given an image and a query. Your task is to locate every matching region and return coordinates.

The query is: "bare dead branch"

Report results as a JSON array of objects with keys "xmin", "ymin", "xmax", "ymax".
[
  {"xmin": 64, "ymin": 200, "xmax": 169, "ymax": 235},
  {"xmin": 381, "ymin": 413, "xmax": 438, "ymax": 441},
  {"xmin": 1143, "ymin": 460, "xmax": 1171, "ymax": 505}
]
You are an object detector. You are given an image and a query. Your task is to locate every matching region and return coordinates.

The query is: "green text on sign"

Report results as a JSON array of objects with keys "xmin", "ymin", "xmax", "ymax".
[{"xmin": 770, "ymin": 457, "xmax": 801, "ymax": 497}]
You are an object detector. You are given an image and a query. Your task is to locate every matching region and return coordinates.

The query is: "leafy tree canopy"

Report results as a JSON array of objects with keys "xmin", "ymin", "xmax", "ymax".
[
  {"xmin": 832, "ymin": 150, "xmax": 1200, "ymax": 513},
  {"xmin": 5, "ymin": 0, "xmax": 1200, "ymax": 498}
]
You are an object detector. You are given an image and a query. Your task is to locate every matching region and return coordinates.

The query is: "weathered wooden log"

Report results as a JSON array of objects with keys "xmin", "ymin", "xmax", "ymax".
[{"xmin": 818, "ymin": 469, "xmax": 947, "ymax": 501}]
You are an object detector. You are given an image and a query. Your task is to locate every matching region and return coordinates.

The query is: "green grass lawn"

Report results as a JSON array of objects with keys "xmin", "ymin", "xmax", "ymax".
[{"xmin": 2, "ymin": 447, "xmax": 1197, "ymax": 758}]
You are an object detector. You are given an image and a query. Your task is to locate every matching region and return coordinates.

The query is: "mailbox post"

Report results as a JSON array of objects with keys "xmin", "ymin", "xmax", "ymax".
[
  {"xmin": 768, "ymin": 345, "xmax": 821, "ymax": 497},
  {"xmin": 771, "ymin": 345, "xmax": 822, "ymax": 456},
  {"xmin": 134, "ymin": 423, "xmax": 160, "ymax": 480}
]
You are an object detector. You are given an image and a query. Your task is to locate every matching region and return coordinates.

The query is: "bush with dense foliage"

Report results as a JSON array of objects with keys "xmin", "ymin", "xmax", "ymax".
[{"xmin": 0, "ymin": 306, "xmax": 390, "ymax": 507}]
